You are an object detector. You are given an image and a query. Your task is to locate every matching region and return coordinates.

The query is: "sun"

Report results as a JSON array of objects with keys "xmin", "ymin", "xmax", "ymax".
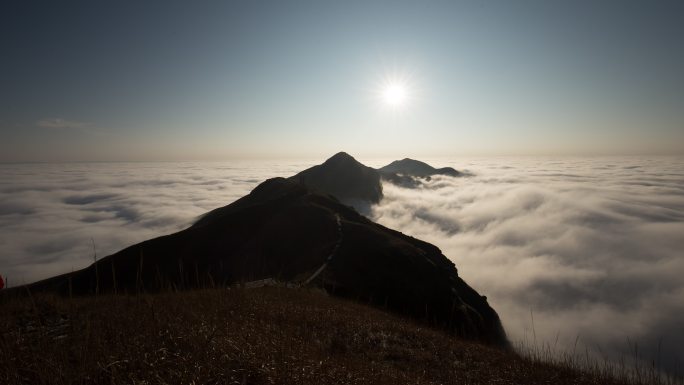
[
  {"xmin": 373, "ymin": 72, "xmax": 414, "ymax": 111},
  {"xmin": 381, "ymin": 82, "xmax": 408, "ymax": 107}
]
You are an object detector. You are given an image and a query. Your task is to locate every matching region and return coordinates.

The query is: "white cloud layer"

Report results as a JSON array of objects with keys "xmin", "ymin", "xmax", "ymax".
[
  {"xmin": 370, "ymin": 156, "xmax": 684, "ymax": 373},
  {"xmin": 0, "ymin": 161, "xmax": 311, "ymax": 285},
  {"xmin": 1, "ymin": 156, "xmax": 683, "ymax": 372}
]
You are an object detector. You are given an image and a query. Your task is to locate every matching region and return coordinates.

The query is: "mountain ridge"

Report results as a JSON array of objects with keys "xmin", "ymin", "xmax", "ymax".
[{"xmin": 7, "ymin": 153, "xmax": 505, "ymax": 346}]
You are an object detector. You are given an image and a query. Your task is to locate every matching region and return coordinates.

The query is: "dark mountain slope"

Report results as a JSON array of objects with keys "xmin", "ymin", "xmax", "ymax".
[
  {"xmin": 27, "ymin": 178, "xmax": 341, "ymax": 295},
  {"xmin": 17, "ymin": 176, "xmax": 507, "ymax": 346}
]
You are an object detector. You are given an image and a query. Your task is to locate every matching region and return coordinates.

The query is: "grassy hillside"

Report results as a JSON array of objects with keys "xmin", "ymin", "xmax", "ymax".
[{"xmin": 0, "ymin": 287, "xmax": 665, "ymax": 384}]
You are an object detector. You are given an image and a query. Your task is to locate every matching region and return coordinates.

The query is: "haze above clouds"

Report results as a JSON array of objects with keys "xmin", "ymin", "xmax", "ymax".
[{"xmin": 1, "ymin": 157, "xmax": 683, "ymax": 370}]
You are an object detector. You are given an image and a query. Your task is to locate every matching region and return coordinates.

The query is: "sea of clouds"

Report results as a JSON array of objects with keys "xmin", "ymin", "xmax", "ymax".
[
  {"xmin": 1, "ymin": 156, "xmax": 683, "ymax": 371},
  {"xmin": 0, "ymin": 161, "xmax": 309, "ymax": 285},
  {"xmin": 369, "ymin": 156, "xmax": 684, "ymax": 373}
]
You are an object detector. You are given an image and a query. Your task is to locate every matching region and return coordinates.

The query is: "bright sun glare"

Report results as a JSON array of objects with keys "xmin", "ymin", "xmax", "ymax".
[
  {"xmin": 382, "ymin": 82, "xmax": 408, "ymax": 107},
  {"xmin": 374, "ymin": 72, "xmax": 413, "ymax": 111}
]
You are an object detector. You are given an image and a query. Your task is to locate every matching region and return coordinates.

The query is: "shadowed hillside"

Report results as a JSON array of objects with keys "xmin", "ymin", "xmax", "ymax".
[{"xmin": 0, "ymin": 288, "xmax": 640, "ymax": 385}]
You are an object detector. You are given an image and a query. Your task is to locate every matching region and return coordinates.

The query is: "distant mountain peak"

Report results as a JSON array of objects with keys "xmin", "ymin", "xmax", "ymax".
[
  {"xmin": 322, "ymin": 151, "xmax": 362, "ymax": 167},
  {"xmin": 327, "ymin": 151, "xmax": 354, "ymax": 160},
  {"xmin": 379, "ymin": 158, "xmax": 461, "ymax": 178},
  {"xmin": 291, "ymin": 152, "xmax": 382, "ymax": 205},
  {"xmin": 394, "ymin": 158, "xmax": 431, "ymax": 167}
]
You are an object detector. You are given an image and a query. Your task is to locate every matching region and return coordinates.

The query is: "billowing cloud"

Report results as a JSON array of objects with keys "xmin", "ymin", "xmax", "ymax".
[
  {"xmin": 0, "ymin": 161, "xmax": 308, "ymax": 286},
  {"xmin": 370, "ymin": 157, "xmax": 684, "ymax": 374}
]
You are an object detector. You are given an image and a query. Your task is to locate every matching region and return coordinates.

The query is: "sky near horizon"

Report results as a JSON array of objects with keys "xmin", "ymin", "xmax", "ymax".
[{"xmin": 1, "ymin": 0, "xmax": 683, "ymax": 161}]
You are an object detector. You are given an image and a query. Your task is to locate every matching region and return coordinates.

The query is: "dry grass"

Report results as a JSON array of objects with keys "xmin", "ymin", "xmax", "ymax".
[
  {"xmin": 515, "ymin": 330, "xmax": 683, "ymax": 385},
  {"xmin": 0, "ymin": 287, "xmax": 667, "ymax": 384}
]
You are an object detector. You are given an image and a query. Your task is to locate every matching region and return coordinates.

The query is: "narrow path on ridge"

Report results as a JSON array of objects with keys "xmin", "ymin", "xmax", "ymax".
[{"xmin": 303, "ymin": 213, "xmax": 342, "ymax": 285}]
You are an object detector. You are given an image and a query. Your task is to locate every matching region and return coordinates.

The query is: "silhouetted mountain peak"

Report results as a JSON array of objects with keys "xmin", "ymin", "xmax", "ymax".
[
  {"xmin": 288, "ymin": 152, "xmax": 464, "ymax": 204},
  {"xmin": 379, "ymin": 158, "xmax": 461, "ymax": 178},
  {"xmin": 390, "ymin": 158, "xmax": 433, "ymax": 170},
  {"xmin": 290, "ymin": 151, "xmax": 382, "ymax": 206},
  {"xmin": 323, "ymin": 151, "xmax": 358, "ymax": 165}
]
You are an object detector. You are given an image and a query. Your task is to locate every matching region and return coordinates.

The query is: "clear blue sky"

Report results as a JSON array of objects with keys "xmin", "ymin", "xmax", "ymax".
[{"xmin": 1, "ymin": 0, "xmax": 683, "ymax": 161}]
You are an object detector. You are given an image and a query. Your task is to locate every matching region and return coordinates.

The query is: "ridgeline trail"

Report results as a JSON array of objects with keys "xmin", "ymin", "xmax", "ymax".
[
  {"xmin": 242, "ymin": 213, "xmax": 342, "ymax": 289},
  {"xmin": 303, "ymin": 213, "xmax": 342, "ymax": 285}
]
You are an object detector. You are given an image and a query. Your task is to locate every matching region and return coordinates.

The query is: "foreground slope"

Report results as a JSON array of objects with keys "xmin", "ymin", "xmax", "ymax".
[{"xmin": 0, "ymin": 288, "xmax": 630, "ymax": 385}]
